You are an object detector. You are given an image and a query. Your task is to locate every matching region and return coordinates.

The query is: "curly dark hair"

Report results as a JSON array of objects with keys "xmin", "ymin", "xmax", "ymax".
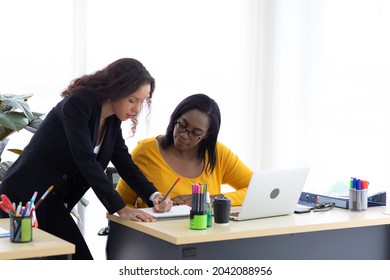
[
  {"xmin": 61, "ymin": 58, "xmax": 155, "ymax": 136},
  {"xmin": 160, "ymin": 93, "xmax": 221, "ymax": 174}
]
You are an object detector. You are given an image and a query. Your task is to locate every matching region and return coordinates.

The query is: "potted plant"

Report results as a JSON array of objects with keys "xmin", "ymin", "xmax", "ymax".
[{"xmin": 0, "ymin": 93, "xmax": 44, "ymax": 180}]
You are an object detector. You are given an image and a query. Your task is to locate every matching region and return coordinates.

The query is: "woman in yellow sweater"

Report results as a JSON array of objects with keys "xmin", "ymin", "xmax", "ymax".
[{"xmin": 116, "ymin": 93, "xmax": 253, "ymax": 207}]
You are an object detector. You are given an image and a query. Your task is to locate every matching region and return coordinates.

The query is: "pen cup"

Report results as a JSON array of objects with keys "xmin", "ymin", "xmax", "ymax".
[
  {"xmin": 349, "ymin": 189, "xmax": 368, "ymax": 211},
  {"xmin": 10, "ymin": 215, "xmax": 32, "ymax": 243},
  {"xmin": 213, "ymin": 196, "xmax": 231, "ymax": 225},
  {"xmin": 189, "ymin": 210, "xmax": 207, "ymax": 230}
]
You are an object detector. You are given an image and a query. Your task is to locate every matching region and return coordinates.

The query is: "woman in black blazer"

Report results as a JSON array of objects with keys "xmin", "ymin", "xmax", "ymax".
[{"xmin": 0, "ymin": 58, "xmax": 172, "ymax": 259}]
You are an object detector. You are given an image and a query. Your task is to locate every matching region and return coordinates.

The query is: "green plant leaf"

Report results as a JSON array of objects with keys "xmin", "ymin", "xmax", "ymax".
[
  {"xmin": 0, "ymin": 94, "xmax": 34, "ymax": 121},
  {"xmin": 0, "ymin": 93, "xmax": 44, "ymax": 169},
  {"xmin": 0, "ymin": 126, "xmax": 15, "ymax": 141},
  {"xmin": 8, "ymin": 149, "xmax": 23, "ymax": 155},
  {"xmin": 24, "ymin": 113, "xmax": 44, "ymax": 133},
  {"xmin": 0, "ymin": 160, "xmax": 13, "ymax": 181},
  {"xmin": 0, "ymin": 138, "xmax": 9, "ymax": 158},
  {"xmin": 0, "ymin": 111, "xmax": 29, "ymax": 131}
]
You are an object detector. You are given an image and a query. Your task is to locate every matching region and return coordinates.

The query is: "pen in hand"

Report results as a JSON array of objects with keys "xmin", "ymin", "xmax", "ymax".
[{"xmin": 159, "ymin": 177, "xmax": 180, "ymax": 204}]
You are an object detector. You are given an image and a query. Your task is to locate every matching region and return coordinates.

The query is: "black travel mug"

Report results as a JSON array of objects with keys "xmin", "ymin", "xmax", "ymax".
[{"xmin": 213, "ymin": 196, "xmax": 231, "ymax": 225}]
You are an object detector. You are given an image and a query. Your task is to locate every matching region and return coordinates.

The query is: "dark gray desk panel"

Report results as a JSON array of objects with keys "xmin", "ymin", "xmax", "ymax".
[{"xmin": 106, "ymin": 221, "xmax": 390, "ymax": 260}]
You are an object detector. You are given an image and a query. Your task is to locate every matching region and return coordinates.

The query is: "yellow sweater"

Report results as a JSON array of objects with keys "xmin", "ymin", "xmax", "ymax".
[{"xmin": 116, "ymin": 137, "xmax": 253, "ymax": 207}]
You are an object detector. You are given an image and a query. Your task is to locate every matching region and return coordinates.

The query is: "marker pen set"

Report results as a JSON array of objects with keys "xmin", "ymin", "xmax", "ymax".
[
  {"xmin": 1, "ymin": 193, "xmax": 36, "ymax": 243},
  {"xmin": 0, "ymin": 185, "xmax": 53, "ymax": 242},
  {"xmin": 349, "ymin": 177, "xmax": 369, "ymax": 211},
  {"xmin": 189, "ymin": 183, "xmax": 209, "ymax": 230}
]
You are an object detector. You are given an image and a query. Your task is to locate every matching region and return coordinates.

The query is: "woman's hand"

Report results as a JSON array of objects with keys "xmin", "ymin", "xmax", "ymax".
[
  {"xmin": 172, "ymin": 194, "xmax": 192, "ymax": 207},
  {"xmin": 117, "ymin": 206, "xmax": 156, "ymax": 222},
  {"xmin": 152, "ymin": 193, "xmax": 173, "ymax": 212}
]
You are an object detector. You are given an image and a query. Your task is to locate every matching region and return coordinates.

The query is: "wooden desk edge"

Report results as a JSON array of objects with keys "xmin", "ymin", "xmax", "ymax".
[
  {"xmin": 107, "ymin": 208, "xmax": 390, "ymax": 245},
  {"xmin": 1, "ymin": 244, "xmax": 75, "ymax": 260},
  {"xmin": 0, "ymin": 219, "xmax": 75, "ymax": 260},
  {"xmin": 107, "ymin": 213, "xmax": 181, "ymax": 244}
]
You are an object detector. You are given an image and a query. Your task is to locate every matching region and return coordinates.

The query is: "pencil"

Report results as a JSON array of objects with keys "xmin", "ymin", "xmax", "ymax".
[{"xmin": 160, "ymin": 178, "xmax": 180, "ymax": 203}]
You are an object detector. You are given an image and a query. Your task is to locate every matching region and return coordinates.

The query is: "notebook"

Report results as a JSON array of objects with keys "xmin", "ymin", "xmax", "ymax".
[
  {"xmin": 0, "ymin": 226, "xmax": 10, "ymax": 238},
  {"xmin": 230, "ymin": 167, "xmax": 310, "ymax": 221},
  {"xmin": 140, "ymin": 205, "xmax": 191, "ymax": 220}
]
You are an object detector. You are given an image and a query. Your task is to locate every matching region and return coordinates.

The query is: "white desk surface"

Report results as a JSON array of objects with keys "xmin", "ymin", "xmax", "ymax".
[
  {"xmin": 107, "ymin": 206, "xmax": 390, "ymax": 245},
  {"xmin": 0, "ymin": 218, "xmax": 75, "ymax": 260}
]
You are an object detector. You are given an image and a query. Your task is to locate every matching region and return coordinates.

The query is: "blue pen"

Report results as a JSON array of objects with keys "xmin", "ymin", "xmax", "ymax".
[
  {"xmin": 29, "ymin": 191, "xmax": 38, "ymax": 212},
  {"xmin": 356, "ymin": 179, "xmax": 361, "ymax": 190},
  {"xmin": 356, "ymin": 179, "xmax": 362, "ymax": 210}
]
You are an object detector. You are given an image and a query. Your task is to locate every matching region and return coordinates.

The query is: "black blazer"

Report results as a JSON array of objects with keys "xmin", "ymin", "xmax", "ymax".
[{"xmin": 0, "ymin": 93, "xmax": 156, "ymax": 213}]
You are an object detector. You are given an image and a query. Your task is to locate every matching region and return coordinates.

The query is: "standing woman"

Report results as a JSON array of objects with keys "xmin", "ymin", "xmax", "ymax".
[{"xmin": 0, "ymin": 58, "xmax": 172, "ymax": 259}]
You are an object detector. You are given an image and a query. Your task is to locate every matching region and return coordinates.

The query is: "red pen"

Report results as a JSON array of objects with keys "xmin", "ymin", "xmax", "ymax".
[
  {"xmin": 0, "ymin": 201, "xmax": 10, "ymax": 213},
  {"xmin": 30, "ymin": 185, "xmax": 54, "ymax": 213},
  {"xmin": 1, "ymin": 194, "xmax": 15, "ymax": 215}
]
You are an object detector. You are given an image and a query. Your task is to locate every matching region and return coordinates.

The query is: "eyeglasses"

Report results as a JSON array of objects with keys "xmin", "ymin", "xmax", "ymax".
[
  {"xmin": 312, "ymin": 202, "xmax": 335, "ymax": 212},
  {"xmin": 175, "ymin": 121, "xmax": 205, "ymax": 141},
  {"xmin": 295, "ymin": 202, "xmax": 336, "ymax": 214}
]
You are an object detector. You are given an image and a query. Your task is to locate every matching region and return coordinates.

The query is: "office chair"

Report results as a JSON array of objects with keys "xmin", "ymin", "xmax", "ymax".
[{"xmin": 97, "ymin": 167, "xmax": 118, "ymax": 236}]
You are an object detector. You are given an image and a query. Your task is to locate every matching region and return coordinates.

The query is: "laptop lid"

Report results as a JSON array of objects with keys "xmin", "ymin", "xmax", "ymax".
[{"xmin": 230, "ymin": 167, "xmax": 309, "ymax": 221}]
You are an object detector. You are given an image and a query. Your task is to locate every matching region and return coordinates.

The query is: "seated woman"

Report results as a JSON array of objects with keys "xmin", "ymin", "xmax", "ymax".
[{"xmin": 116, "ymin": 93, "xmax": 253, "ymax": 207}]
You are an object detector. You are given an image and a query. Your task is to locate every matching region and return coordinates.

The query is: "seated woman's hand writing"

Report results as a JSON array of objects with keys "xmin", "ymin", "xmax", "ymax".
[
  {"xmin": 117, "ymin": 206, "xmax": 156, "ymax": 222},
  {"xmin": 152, "ymin": 193, "xmax": 173, "ymax": 212}
]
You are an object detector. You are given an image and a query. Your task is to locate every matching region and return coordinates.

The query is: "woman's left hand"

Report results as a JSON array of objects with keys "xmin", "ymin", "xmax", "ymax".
[
  {"xmin": 172, "ymin": 194, "xmax": 192, "ymax": 206},
  {"xmin": 117, "ymin": 206, "xmax": 156, "ymax": 222},
  {"xmin": 152, "ymin": 193, "xmax": 173, "ymax": 212}
]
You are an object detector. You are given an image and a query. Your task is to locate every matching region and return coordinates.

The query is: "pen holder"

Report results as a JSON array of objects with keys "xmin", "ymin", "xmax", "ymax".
[
  {"xmin": 189, "ymin": 210, "xmax": 207, "ymax": 230},
  {"xmin": 10, "ymin": 215, "xmax": 32, "ymax": 243},
  {"xmin": 349, "ymin": 189, "xmax": 368, "ymax": 211}
]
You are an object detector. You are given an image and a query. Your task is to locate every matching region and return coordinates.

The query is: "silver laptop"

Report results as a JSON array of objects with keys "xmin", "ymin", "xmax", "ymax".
[{"xmin": 230, "ymin": 167, "xmax": 310, "ymax": 221}]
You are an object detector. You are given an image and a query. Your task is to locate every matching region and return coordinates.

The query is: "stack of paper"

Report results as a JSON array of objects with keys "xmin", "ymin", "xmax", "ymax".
[
  {"xmin": 140, "ymin": 205, "xmax": 191, "ymax": 220},
  {"xmin": 0, "ymin": 226, "xmax": 10, "ymax": 238}
]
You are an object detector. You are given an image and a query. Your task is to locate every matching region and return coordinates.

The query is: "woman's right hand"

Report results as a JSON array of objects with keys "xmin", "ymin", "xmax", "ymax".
[{"xmin": 117, "ymin": 206, "xmax": 156, "ymax": 222}]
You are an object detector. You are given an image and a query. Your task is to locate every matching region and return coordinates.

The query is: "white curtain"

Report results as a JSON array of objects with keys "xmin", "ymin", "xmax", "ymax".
[{"xmin": 255, "ymin": 0, "xmax": 390, "ymax": 193}]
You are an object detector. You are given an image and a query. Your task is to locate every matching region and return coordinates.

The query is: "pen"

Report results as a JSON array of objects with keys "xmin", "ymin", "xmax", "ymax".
[
  {"xmin": 16, "ymin": 202, "xmax": 22, "ymax": 216},
  {"xmin": 32, "ymin": 185, "xmax": 54, "ymax": 211},
  {"xmin": 160, "ymin": 178, "xmax": 180, "ymax": 203},
  {"xmin": 0, "ymin": 194, "xmax": 15, "ymax": 215},
  {"xmin": 29, "ymin": 191, "xmax": 38, "ymax": 209},
  {"xmin": 22, "ymin": 202, "xmax": 30, "ymax": 217},
  {"xmin": 192, "ymin": 183, "xmax": 201, "ymax": 211}
]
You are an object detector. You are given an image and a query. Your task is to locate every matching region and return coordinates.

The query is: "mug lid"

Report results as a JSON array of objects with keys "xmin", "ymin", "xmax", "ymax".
[{"xmin": 213, "ymin": 195, "xmax": 231, "ymax": 204}]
